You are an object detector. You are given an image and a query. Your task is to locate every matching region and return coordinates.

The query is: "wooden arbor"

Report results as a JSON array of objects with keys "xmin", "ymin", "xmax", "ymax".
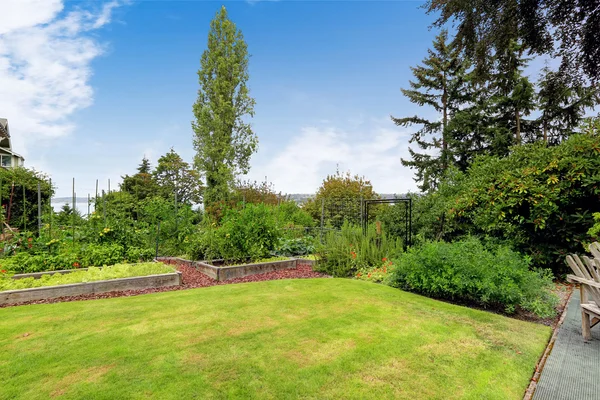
[{"xmin": 566, "ymin": 242, "xmax": 600, "ymax": 340}]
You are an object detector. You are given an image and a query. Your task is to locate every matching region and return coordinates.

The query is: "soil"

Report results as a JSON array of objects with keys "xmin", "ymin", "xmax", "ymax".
[
  {"xmin": 0, "ymin": 261, "xmax": 329, "ymax": 309},
  {"xmin": 514, "ymin": 282, "xmax": 574, "ymax": 328}
]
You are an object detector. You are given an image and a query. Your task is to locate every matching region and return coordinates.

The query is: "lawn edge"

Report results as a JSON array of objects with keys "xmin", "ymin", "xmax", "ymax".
[{"xmin": 522, "ymin": 288, "xmax": 574, "ymax": 400}]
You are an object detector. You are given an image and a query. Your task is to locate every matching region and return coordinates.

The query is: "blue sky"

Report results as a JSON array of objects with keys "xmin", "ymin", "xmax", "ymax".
[{"xmin": 2, "ymin": 0, "xmax": 444, "ymax": 199}]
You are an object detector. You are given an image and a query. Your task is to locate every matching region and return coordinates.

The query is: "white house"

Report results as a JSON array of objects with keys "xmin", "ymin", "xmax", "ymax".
[{"xmin": 0, "ymin": 118, "xmax": 25, "ymax": 168}]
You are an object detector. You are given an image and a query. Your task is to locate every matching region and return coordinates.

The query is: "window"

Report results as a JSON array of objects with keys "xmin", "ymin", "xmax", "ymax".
[{"xmin": 1, "ymin": 155, "xmax": 11, "ymax": 167}]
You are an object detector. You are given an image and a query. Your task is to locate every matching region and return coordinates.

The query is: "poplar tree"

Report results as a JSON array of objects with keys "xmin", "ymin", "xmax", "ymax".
[
  {"xmin": 392, "ymin": 30, "xmax": 468, "ymax": 192},
  {"xmin": 192, "ymin": 6, "xmax": 257, "ymax": 215}
]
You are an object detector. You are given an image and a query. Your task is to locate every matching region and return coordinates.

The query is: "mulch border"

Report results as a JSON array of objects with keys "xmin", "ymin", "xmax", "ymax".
[{"xmin": 0, "ymin": 261, "xmax": 328, "ymax": 309}]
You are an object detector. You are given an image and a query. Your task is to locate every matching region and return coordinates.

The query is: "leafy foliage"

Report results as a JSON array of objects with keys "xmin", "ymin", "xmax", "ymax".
[
  {"xmin": 445, "ymin": 134, "xmax": 600, "ymax": 272},
  {"xmin": 192, "ymin": 6, "xmax": 257, "ymax": 216},
  {"xmin": 387, "ymin": 237, "xmax": 558, "ymax": 318},
  {"xmin": 153, "ymin": 149, "xmax": 202, "ymax": 205},
  {"xmin": 0, "ymin": 167, "xmax": 53, "ymax": 230},
  {"xmin": 315, "ymin": 222, "xmax": 403, "ymax": 277},
  {"xmin": 303, "ymin": 169, "xmax": 378, "ymax": 227}
]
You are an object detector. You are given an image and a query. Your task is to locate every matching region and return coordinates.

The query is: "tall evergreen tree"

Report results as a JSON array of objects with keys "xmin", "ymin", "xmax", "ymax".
[
  {"xmin": 425, "ymin": 0, "xmax": 600, "ymax": 83},
  {"xmin": 536, "ymin": 66, "xmax": 598, "ymax": 144},
  {"xmin": 392, "ymin": 30, "xmax": 468, "ymax": 192},
  {"xmin": 121, "ymin": 156, "xmax": 158, "ymax": 201},
  {"xmin": 192, "ymin": 6, "xmax": 257, "ymax": 216},
  {"xmin": 138, "ymin": 157, "xmax": 151, "ymax": 174},
  {"xmin": 490, "ymin": 41, "xmax": 536, "ymax": 146}
]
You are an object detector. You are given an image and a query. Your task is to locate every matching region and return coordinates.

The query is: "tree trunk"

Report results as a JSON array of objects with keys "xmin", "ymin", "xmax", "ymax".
[
  {"xmin": 543, "ymin": 118, "xmax": 548, "ymax": 143},
  {"xmin": 442, "ymin": 80, "xmax": 448, "ymax": 170},
  {"xmin": 515, "ymin": 108, "xmax": 521, "ymax": 145}
]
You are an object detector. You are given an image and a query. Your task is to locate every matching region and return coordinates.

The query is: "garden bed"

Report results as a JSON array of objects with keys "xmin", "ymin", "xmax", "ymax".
[
  {"xmin": 0, "ymin": 263, "xmax": 181, "ymax": 305},
  {"xmin": 157, "ymin": 256, "xmax": 298, "ymax": 281}
]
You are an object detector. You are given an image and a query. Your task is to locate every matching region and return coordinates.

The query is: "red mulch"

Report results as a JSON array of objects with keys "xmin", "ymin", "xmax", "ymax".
[{"xmin": 0, "ymin": 261, "xmax": 328, "ymax": 309}]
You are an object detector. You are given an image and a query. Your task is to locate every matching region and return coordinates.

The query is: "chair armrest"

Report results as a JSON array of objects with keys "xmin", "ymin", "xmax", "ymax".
[{"xmin": 567, "ymin": 274, "xmax": 600, "ymax": 289}]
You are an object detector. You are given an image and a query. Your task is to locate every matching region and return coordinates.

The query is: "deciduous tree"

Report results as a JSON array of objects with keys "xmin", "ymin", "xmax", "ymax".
[{"xmin": 192, "ymin": 6, "xmax": 257, "ymax": 216}]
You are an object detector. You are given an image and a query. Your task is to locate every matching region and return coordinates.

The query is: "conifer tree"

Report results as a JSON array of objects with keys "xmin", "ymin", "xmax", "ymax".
[
  {"xmin": 392, "ymin": 30, "xmax": 468, "ymax": 192},
  {"xmin": 536, "ymin": 66, "xmax": 597, "ymax": 144}
]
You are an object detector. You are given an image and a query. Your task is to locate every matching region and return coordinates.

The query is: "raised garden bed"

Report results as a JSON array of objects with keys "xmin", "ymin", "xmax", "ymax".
[
  {"xmin": 0, "ymin": 263, "xmax": 182, "ymax": 305},
  {"xmin": 157, "ymin": 256, "xmax": 298, "ymax": 281}
]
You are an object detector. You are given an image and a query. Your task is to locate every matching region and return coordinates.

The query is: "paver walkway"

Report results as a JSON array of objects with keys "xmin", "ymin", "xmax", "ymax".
[{"xmin": 533, "ymin": 290, "xmax": 600, "ymax": 399}]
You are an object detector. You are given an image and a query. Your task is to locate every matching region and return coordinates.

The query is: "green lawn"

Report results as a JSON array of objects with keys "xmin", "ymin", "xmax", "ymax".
[{"xmin": 0, "ymin": 279, "xmax": 550, "ymax": 399}]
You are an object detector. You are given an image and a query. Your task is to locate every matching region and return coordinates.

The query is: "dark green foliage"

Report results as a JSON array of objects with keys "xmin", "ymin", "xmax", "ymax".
[
  {"xmin": 314, "ymin": 223, "xmax": 403, "ymax": 277},
  {"xmin": 536, "ymin": 67, "xmax": 598, "ymax": 144},
  {"xmin": 193, "ymin": 6, "xmax": 257, "ymax": 214},
  {"xmin": 392, "ymin": 30, "xmax": 469, "ymax": 191},
  {"xmin": 193, "ymin": 203, "xmax": 280, "ymax": 262},
  {"xmin": 54, "ymin": 203, "xmax": 84, "ymax": 228},
  {"xmin": 425, "ymin": 0, "xmax": 600, "ymax": 83},
  {"xmin": 121, "ymin": 157, "xmax": 159, "ymax": 202},
  {"xmin": 0, "ymin": 167, "xmax": 53, "ymax": 231},
  {"xmin": 588, "ymin": 213, "xmax": 600, "ymax": 242},
  {"xmin": 444, "ymin": 134, "xmax": 600, "ymax": 272},
  {"xmin": 387, "ymin": 237, "xmax": 558, "ymax": 318},
  {"xmin": 153, "ymin": 149, "xmax": 202, "ymax": 205}
]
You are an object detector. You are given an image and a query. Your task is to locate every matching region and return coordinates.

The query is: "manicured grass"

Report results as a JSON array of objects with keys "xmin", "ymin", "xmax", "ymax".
[
  {"xmin": 0, "ymin": 262, "xmax": 174, "ymax": 291},
  {"xmin": 0, "ymin": 279, "xmax": 550, "ymax": 399}
]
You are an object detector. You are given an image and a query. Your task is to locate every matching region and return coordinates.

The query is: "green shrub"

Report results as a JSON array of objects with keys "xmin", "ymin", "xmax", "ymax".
[
  {"xmin": 218, "ymin": 204, "xmax": 281, "ymax": 262},
  {"xmin": 187, "ymin": 204, "xmax": 283, "ymax": 262},
  {"xmin": 79, "ymin": 243, "xmax": 125, "ymax": 267},
  {"xmin": 273, "ymin": 236, "xmax": 316, "ymax": 257},
  {"xmin": 315, "ymin": 222, "xmax": 403, "ymax": 277},
  {"xmin": 588, "ymin": 212, "xmax": 600, "ymax": 242},
  {"xmin": 387, "ymin": 237, "xmax": 558, "ymax": 318},
  {"xmin": 441, "ymin": 134, "xmax": 600, "ymax": 273}
]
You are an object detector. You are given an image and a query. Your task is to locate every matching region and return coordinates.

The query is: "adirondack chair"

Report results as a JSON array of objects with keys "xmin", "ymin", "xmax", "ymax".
[{"xmin": 566, "ymin": 242, "xmax": 600, "ymax": 340}]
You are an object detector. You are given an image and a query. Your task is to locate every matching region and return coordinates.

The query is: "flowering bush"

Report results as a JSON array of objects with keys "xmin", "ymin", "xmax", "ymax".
[{"xmin": 355, "ymin": 258, "xmax": 393, "ymax": 283}]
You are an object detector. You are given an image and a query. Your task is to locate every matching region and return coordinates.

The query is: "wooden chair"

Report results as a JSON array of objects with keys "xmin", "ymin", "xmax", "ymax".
[{"xmin": 566, "ymin": 242, "xmax": 600, "ymax": 340}]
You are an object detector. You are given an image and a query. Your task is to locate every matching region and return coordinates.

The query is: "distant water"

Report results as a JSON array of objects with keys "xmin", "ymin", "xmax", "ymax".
[{"xmin": 51, "ymin": 197, "xmax": 95, "ymax": 215}]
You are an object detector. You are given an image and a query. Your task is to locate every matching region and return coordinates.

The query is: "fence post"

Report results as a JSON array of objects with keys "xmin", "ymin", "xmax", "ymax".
[
  {"xmin": 72, "ymin": 178, "xmax": 76, "ymax": 245},
  {"xmin": 155, "ymin": 221, "xmax": 161, "ymax": 260},
  {"xmin": 320, "ymin": 198, "xmax": 325, "ymax": 244},
  {"xmin": 22, "ymin": 185, "xmax": 26, "ymax": 232},
  {"xmin": 37, "ymin": 182, "xmax": 41, "ymax": 236},
  {"xmin": 49, "ymin": 178, "xmax": 52, "ymax": 238},
  {"xmin": 102, "ymin": 190, "xmax": 107, "ymax": 225},
  {"xmin": 409, "ymin": 198, "xmax": 413, "ymax": 247}
]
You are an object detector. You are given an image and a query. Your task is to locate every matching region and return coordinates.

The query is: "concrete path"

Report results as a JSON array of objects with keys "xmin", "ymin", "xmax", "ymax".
[{"xmin": 533, "ymin": 290, "xmax": 600, "ymax": 399}]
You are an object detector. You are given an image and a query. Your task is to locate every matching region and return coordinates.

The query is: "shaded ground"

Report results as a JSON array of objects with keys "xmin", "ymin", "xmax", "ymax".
[
  {"xmin": 0, "ymin": 260, "xmax": 327, "ymax": 308},
  {"xmin": 533, "ymin": 290, "xmax": 600, "ymax": 400},
  {"xmin": 0, "ymin": 278, "xmax": 550, "ymax": 399}
]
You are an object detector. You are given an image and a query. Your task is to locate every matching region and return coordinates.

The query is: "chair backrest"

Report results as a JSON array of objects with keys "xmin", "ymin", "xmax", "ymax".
[{"xmin": 566, "ymin": 251, "xmax": 600, "ymax": 305}]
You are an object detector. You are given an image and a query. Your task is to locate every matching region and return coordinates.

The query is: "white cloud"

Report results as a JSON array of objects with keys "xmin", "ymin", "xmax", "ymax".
[
  {"xmin": 0, "ymin": 0, "xmax": 124, "ymax": 158},
  {"xmin": 246, "ymin": 119, "xmax": 418, "ymax": 195}
]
